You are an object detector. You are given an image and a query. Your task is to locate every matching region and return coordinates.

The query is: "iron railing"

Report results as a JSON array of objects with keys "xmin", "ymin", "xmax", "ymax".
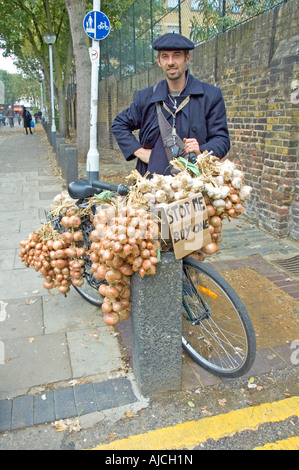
[{"xmin": 99, "ymin": 0, "xmax": 290, "ymax": 80}]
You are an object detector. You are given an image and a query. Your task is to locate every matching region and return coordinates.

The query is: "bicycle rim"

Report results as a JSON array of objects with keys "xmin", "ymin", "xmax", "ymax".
[
  {"xmin": 182, "ymin": 257, "xmax": 256, "ymax": 378},
  {"xmin": 46, "ymin": 209, "xmax": 104, "ymax": 307}
]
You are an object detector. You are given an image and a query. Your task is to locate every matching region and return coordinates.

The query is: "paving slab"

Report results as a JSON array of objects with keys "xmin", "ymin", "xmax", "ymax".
[
  {"xmin": 0, "ymin": 332, "xmax": 71, "ymax": 399},
  {"xmin": 67, "ymin": 328, "xmax": 122, "ymax": 377}
]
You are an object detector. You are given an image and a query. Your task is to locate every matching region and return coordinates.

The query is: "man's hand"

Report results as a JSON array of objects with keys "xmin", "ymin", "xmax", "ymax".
[
  {"xmin": 134, "ymin": 147, "xmax": 152, "ymax": 164},
  {"xmin": 184, "ymin": 138, "xmax": 200, "ymax": 156}
]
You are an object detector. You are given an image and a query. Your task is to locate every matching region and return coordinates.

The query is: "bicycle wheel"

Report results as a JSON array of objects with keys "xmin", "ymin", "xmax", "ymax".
[
  {"xmin": 182, "ymin": 257, "xmax": 256, "ymax": 378},
  {"xmin": 72, "ymin": 213, "xmax": 104, "ymax": 307},
  {"xmin": 46, "ymin": 210, "xmax": 104, "ymax": 307}
]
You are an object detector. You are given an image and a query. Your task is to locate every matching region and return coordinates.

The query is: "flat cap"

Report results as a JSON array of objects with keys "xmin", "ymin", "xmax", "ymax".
[{"xmin": 152, "ymin": 33, "xmax": 195, "ymax": 51}]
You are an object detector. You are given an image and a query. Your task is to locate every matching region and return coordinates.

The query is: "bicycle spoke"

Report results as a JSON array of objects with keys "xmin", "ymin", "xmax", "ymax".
[{"xmin": 182, "ymin": 257, "xmax": 256, "ymax": 377}]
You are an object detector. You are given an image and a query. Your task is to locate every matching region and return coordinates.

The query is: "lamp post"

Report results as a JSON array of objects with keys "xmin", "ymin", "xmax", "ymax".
[{"xmin": 43, "ymin": 33, "xmax": 57, "ymax": 150}]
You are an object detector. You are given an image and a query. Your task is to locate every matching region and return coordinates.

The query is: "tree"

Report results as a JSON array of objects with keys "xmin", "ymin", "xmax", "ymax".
[
  {"xmin": 65, "ymin": 0, "xmax": 91, "ymax": 163},
  {"xmin": 65, "ymin": 0, "xmax": 134, "ymax": 162},
  {"xmin": 0, "ymin": 0, "xmax": 134, "ymax": 163},
  {"xmin": 0, "ymin": 0, "xmax": 72, "ymax": 137},
  {"xmin": 0, "ymin": 70, "xmax": 40, "ymax": 106}
]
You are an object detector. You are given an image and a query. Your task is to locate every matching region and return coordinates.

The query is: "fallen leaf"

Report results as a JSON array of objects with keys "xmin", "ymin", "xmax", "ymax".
[
  {"xmin": 28, "ymin": 337, "xmax": 35, "ymax": 343},
  {"xmin": 52, "ymin": 420, "xmax": 69, "ymax": 432},
  {"xmin": 125, "ymin": 410, "xmax": 135, "ymax": 418},
  {"xmin": 188, "ymin": 400, "xmax": 195, "ymax": 408},
  {"xmin": 217, "ymin": 398, "xmax": 227, "ymax": 406},
  {"xmin": 52, "ymin": 418, "xmax": 82, "ymax": 433},
  {"xmin": 89, "ymin": 333, "xmax": 99, "ymax": 340},
  {"xmin": 201, "ymin": 406, "xmax": 212, "ymax": 416}
]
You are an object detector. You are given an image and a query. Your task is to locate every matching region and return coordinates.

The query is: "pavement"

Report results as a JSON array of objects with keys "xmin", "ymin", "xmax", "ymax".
[{"xmin": 0, "ymin": 123, "xmax": 298, "ymax": 444}]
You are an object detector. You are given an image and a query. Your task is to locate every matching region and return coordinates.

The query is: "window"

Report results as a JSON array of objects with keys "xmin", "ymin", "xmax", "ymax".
[
  {"xmin": 190, "ymin": 0, "xmax": 200, "ymax": 10},
  {"xmin": 168, "ymin": 0, "xmax": 179, "ymax": 8},
  {"xmin": 230, "ymin": 1, "xmax": 242, "ymax": 14},
  {"xmin": 167, "ymin": 25, "xmax": 180, "ymax": 33}
]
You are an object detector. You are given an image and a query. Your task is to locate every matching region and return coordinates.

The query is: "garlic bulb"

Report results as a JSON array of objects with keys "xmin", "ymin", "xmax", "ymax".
[
  {"xmin": 155, "ymin": 189, "xmax": 167, "ymax": 203},
  {"xmin": 239, "ymin": 185, "xmax": 252, "ymax": 201},
  {"xmin": 231, "ymin": 177, "xmax": 242, "ymax": 190},
  {"xmin": 192, "ymin": 178, "xmax": 204, "ymax": 193}
]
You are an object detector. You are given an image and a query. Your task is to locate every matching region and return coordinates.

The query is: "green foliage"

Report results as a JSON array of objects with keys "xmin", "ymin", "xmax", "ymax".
[
  {"xmin": 190, "ymin": 0, "xmax": 281, "ymax": 43},
  {"xmin": 0, "ymin": 69, "xmax": 40, "ymax": 105}
]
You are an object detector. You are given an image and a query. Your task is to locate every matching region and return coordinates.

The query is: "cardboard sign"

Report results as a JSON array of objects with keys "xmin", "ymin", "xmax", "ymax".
[{"xmin": 161, "ymin": 194, "xmax": 211, "ymax": 260}]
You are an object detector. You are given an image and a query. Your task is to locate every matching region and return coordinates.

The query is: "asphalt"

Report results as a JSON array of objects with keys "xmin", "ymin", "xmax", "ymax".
[{"xmin": 0, "ymin": 123, "xmax": 298, "ymax": 438}]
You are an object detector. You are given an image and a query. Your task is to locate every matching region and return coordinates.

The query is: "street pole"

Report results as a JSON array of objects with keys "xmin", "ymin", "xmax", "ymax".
[
  {"xmin": 49, "ymin": 43, "xmax": 56, "ymax": 150},
  {"xmin": 43, "ymin": 34, "xmax": 57, "ymax": 151},
  {"xmin": 87, "ymin": 0, "xmax": 101, "ymax": 182}
]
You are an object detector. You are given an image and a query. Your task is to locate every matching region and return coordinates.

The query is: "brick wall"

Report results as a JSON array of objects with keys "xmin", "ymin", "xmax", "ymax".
[{"xmin": 98, "ymin": 0, "xmax": 299, "ymax": 241}]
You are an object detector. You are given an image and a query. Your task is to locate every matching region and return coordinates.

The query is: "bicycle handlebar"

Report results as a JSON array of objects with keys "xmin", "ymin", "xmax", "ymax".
[
  {"xmin": 92, "ymin": 181, "xmax": 130, "ymax": 196},
  {"xmin": 68, "ymin": 178, "xmax": 130, "ymax": 199}
]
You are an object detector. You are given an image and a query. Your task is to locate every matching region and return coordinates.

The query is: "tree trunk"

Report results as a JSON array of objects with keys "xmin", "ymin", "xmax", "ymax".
[{"xmin": 65, "ymin": 0, "xmax": 91, "ymax": 165}]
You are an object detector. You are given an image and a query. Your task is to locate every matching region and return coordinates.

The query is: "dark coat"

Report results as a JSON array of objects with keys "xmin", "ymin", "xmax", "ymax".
[
  {"xmin": 23, "ymin": 108, "xmax": 31, "ymax": 128},
  {"xmin": 111, "ymin": 71, "xmax": 230, "ymax": 176}
]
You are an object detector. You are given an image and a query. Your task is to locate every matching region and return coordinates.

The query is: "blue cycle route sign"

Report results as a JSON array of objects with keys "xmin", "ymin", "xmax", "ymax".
[{"xmin": 83, "ymin": 10, "xmax": 111, "ymax": 41}]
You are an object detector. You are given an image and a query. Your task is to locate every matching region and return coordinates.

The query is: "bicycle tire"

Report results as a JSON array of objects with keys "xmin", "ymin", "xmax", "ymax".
[
  {"xmin": 182, "ymin": 256, "xmax": 256, "ymax": 378},
  {"xmin": 72, "ymin": 213, "xmax": 104, "ymax": 307},
  {"xmin": 46, "ymin": 210, "xmax": 104, "ymax": 308}
]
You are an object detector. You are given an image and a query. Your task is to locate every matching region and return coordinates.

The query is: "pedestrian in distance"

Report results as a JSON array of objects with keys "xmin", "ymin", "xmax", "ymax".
[
  {"xmin": 111, "ymin": 32, "xmax": 230, "ymax": 176},
  {"xmin": 6, "ymin": 106, "xmax": 15, "ymax": 128},
  {"xmin": 22, "ymin": 106, "xmax": 33, "ymax": 135}
]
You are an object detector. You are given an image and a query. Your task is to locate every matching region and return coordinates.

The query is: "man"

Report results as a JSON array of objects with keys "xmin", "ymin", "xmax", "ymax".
[
  {"xmin": 111, "ymin": 32, "xmax": 230, "ymax": 176},
  {"xmin": 6, "ymin": 106, "xmax": 15, "ymax": 128}
]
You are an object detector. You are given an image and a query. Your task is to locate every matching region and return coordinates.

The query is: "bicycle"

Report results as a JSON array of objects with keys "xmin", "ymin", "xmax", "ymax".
[{"xmin": 48, "ymin": 177, "xmax": 256, "ymax": 379}]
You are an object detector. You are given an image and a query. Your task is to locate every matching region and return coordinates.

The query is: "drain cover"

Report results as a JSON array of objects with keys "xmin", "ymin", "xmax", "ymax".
[{"xmin": 274, "ymin": 255, "xmax": 299, "ymax": 276}]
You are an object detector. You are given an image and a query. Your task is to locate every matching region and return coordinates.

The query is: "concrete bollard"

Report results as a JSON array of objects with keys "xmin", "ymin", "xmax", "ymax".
[
  {"xmin": 58, "ymin": 143, "xmax": 69, "ymax": 176},
  {"xmin": 55, "ymin": 135, "xmax": 65, "ymax": 167},
  {"xmin": 130, "ymin": 251, "xmax": 183, "ymax": 395},
  {"xmin": 64, "ymin": 147, "xmax": 78, "ymax": 186}
]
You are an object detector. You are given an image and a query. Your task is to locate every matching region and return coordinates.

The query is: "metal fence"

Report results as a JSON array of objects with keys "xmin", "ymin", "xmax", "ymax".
[{"xmin": 99, "ymin": 0, "xmax": 290, "ymax": 80}]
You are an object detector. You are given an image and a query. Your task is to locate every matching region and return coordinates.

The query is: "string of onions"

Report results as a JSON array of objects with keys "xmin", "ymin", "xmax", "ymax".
[
  {"xmin": 88, "ymin": 203, "xmax": 160, "ymax": 326},
  {"xmin": 18, "ymin": 223, "xmax": 86, "ymax": 295}
]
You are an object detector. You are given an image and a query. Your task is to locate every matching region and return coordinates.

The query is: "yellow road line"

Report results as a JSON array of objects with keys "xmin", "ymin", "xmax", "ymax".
[
  {"xmin": 254, "ymin": 436, "xmax": 299, "ymax": 450},
  {"xmin": 91, "ymin": 396, "xmax": 299, "ymax": 450}
]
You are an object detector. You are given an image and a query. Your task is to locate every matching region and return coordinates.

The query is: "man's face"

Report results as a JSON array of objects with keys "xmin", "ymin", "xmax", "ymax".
[{"xmin": 157, "ymin": 50, "xmax": 190, "ymax": 82}]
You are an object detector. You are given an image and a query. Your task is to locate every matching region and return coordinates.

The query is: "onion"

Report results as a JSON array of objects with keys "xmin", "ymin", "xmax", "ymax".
[
  {"xmin": 118, "ymin": 309, "xmax": 130, "ymax": 321},
  {"xmin": 105, "ymin": 269, "xmax": 122, "ymax": 283},
  {"xmin": 58, "ymin": 285, "xmax": 70, "ymax": 294},
  {"xmin": 53, "ymin": 240, "xmax": 64, "ymax": 251},
  {"xmin": 230, "ymin": 194, "xmax": 241, "ymax": 204},
  {"xmin": 210, "ymin": 215, "xmax": 222, "ymax": 228},
  {"xmin": 71, "ymin": 278, "xmax": 84, "ymax": 287},
  {"xmin": 73, "ymin": 230, "xmax": 83, "ymax": 242},
  {"xmin": 102, "ymin": 301, "xmax": 113, "ymax": 313},
  {"xmin": 202, "ymin": 242, "xmax": 219, "ymax": 255},
  {"xmin": 206, "ymin": 204, "xmax": 216, "ymax": 217},
  {"xmin": 60, "ymin": 216, "xmax": 70, "ymax": 228},
  {"xmin": 43, "ymin": 281, "xmax": 54, "ymax": 290},
  {"xmin": 97, "ymin": 264, "xmax": 108, "ymax": 280},
  {"xmin": 142, "ymin": 259, "xmax": 152, "ymax": 271},
  {"xmin": 227, "ymin": 208, "xmax": 237, "ymax": 219},
  {"xmin": 103, "ymin": 312, "xmax": 120, "ymax": 326},
  {"xmin": 62, "ymin": 231, "xmax": 74, "ymax": 244},
  {"xmin": 118, "ymin": 264, "xmax": 133, "ymax": 276},
  {"xmin": 234, "ymin": 203, "xmax": 244, "ymax": 214},
  {"xmin": 106, "ymin": 286, "xmax": 119, "ymax": 298},
  {"xmin": 112, "ymin": 301, "xmax": 122, "ymax": 312}
]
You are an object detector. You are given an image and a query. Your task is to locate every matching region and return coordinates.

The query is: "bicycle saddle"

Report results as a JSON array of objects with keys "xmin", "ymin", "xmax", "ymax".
[{"xmin": 68, "ymin": 179, "xmax": 101, "ymax": 199}]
